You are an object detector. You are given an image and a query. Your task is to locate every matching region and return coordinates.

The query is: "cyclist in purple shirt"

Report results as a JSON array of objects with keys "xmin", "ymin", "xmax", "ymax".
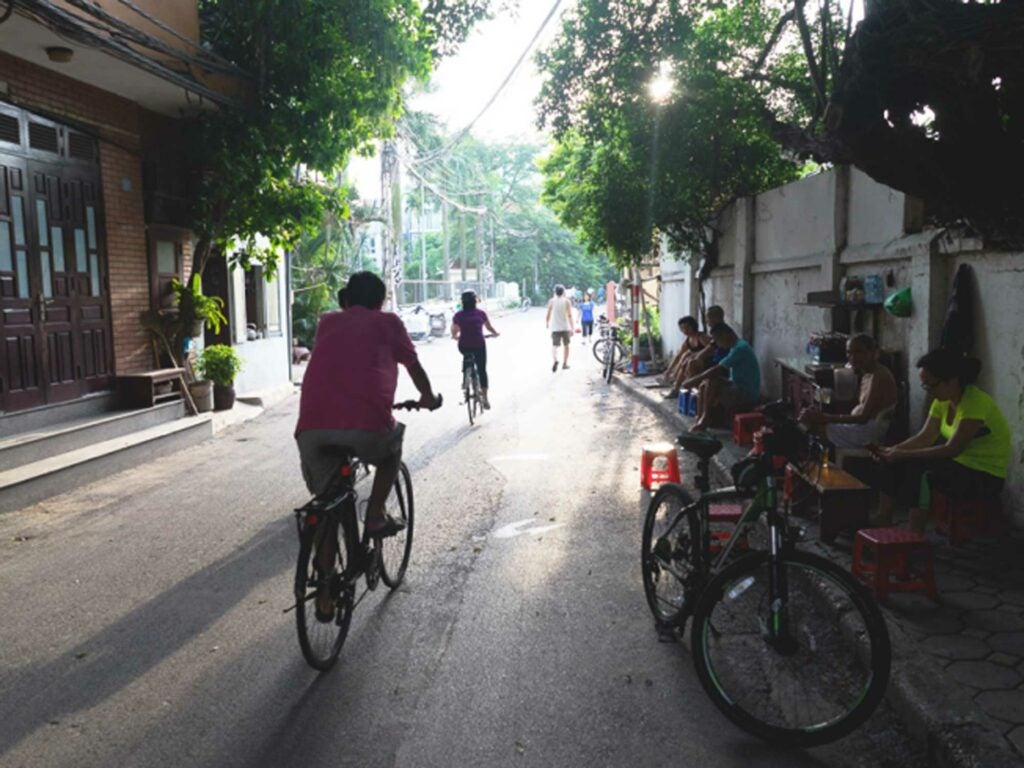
[{"xmin": 452, "ymin": 291, "xmax": 500, "ymax": 409}]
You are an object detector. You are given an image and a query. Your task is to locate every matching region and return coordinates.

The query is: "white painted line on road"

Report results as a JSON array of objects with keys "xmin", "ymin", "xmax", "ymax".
[{"xmin": 493, "ymin": 519, "xmax": 565, "ymax": 539}]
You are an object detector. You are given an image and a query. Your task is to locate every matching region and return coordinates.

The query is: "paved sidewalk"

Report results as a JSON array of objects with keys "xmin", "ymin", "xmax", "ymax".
[{"xmin": 614, "ymin": 372, "xmax": 1024, "ymax": 768}]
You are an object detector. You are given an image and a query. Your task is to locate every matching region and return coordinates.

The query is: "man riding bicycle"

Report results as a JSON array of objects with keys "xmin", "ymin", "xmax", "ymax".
[
  {"xmin": 451, "ymin": 290, "xmax": 499, "ymax": 409},
  {"xmin": 295, "ymin": 271, "xmax": 441, "ymax": 537}
]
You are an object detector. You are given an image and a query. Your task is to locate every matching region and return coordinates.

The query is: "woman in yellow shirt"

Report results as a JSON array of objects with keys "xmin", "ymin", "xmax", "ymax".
[{"xmin": 873, "ymin": 349, "xmax": 1011, "ymax": 532}]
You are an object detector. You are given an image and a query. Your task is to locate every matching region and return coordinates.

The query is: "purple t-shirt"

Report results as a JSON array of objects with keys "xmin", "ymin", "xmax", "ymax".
[{"xmin": 453, "ymin": 308, "xmax": 489, "ymax": 348}]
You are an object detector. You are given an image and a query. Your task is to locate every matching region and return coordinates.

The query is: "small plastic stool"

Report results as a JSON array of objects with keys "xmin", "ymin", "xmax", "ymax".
[
  {"xmin": 852, "ymin": 527, "xmax": 937, "ymax": 603},
  {"xmin": 708, "ymin": 502, "xmax": 748, "ymax": 554},
  {"xmin": 640, "ymin": 443, "xmax": 681, "ymax": 490},
  {"xmin": 930, "ymin": 492, "xmax": 1005, "ymax": 545},
  {"xmin": 677, "ymin": 389, "xmax": 698, "ymax": 417},
  {"xmin": 733, "ymin": 412, "xmax": 765, "ymax": 446}
]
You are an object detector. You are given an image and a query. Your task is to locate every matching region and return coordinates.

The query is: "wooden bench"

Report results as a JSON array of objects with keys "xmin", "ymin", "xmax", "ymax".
[
  {"xmin": 788, "ymin": 460, "xmax": 872, "ymax": 544},
  {"xmin": 117, "ymin": 368, "xmax": 191, "ymax": 411}
]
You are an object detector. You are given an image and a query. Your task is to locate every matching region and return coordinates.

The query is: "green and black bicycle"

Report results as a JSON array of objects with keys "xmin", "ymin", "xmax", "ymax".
[{"xmin": 641, "ymin": 402, "xmax": 891, "ymax": 746}]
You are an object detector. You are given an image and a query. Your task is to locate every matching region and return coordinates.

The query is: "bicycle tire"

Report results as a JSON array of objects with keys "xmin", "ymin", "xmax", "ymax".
[
  {"xmin": 641, "ymin": 484, "xmax": 703, "ymax": 627},
  {"xmin": 380, "ymin": 462, "xmax": 414, "ymax": 588},
  {"xmin": 464, "ymin": 369, "xmax": 474, "ymax": 426},
  {"xmin": 690, "ymin": 549, "xmax": 891, "ymax": 746},
  {"xmin": 471, "ymin": 370, "xmax": 481, "ymax": 419},
  {"xmin": 295, "ymin": 516, "xmax": 353, "ymax": 671},
  {"xmin": 592, "ymin": 338, "xmax": 610, "ymax": 364}
]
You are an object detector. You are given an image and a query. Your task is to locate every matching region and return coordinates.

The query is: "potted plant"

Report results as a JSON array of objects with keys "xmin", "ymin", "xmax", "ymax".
[
  {"xmin": 196, "ymin": 344, "xmax": 243, "ymax": 411},
  {"xmin": 172, "ymin": 276, "xmax": 228, "ymax": 338},
  {"xmin": 187, "ymin": 376, "xmax": 214, "ymax": 413}
]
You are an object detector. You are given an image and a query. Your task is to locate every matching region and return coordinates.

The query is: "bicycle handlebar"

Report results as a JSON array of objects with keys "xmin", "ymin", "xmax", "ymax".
[{"xmin": 393, "ymin": 394, "xmax": 444, "ymax": 411}]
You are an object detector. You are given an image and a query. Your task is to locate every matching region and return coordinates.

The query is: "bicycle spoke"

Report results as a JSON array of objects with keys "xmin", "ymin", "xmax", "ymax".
[{"xmin": 693, "ymin": 552, "xmax": 890, "ymax": 745}]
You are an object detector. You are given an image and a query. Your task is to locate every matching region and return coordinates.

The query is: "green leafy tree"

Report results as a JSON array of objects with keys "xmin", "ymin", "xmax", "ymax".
[
  {"xmin": 536, "ymin": 0, "xmax": 844, "ymax": 265},
  {"xmin": 397, "ymin": 114, "xmax": 616, "ymax": 302},
  {"xmin": 151, "ymin": 0, "xmax": 497, "ymax": 363}
]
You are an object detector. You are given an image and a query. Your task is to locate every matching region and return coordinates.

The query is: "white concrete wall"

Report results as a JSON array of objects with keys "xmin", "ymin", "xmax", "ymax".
[
  {"xmin": 848, "ymin": 168, "xmax": 906, "ymax": 248},
  {"xmin": 659, "ymin": 253, "xmax": 695, "ymax": 357},
  {"xmin": 658, "ymin": 164, "xmax": 1024, "ymax": 526},
  {"xmin": 754, "ymin": 172, "xmax": 834, "ymax": 264},
  {"xmin": 751, "ymin": 269, "xmax": 824, "ymax": 398}
]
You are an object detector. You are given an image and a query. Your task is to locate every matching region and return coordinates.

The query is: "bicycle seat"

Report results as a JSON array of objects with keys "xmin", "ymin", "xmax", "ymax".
[{"xmin": 676, "ymin": 433, "xmax": 723, "ymax": 459}]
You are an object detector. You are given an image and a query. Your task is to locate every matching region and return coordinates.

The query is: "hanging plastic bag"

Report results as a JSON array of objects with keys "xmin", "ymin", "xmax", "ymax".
[{"xmin": 884, "ymin": 287, "xmax": 912, "ymax": 318}]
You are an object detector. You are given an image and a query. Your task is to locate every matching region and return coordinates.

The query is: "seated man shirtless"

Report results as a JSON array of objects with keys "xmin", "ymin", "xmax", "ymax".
[
  {"xmin": 800, "ymin": 333, "xmax": 897, "ymax": 449},
  {"xmin": 680, "ymin": 323, "xmax": 761, "ymax": 431}
]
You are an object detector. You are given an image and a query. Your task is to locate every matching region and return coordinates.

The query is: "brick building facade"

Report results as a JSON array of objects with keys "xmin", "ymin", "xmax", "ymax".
[{"xmin": 0, "ymin": 2, "xmax": 233, "ymax": 414}]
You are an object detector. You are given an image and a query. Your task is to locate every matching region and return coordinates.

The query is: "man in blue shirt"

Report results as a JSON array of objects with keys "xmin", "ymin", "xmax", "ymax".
[{"xmin": 680, "ymin": 323, "xmax": 760, "ymax": 431}]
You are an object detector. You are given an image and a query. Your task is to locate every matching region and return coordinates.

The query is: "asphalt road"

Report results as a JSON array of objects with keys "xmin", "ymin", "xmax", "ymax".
[{"xmin": 0, "ymin": 309, "xmax": 925, "ymax": 768}]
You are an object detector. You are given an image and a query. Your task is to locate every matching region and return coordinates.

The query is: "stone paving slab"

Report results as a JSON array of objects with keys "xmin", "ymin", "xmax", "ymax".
[{"xmin": 613, "ymin": 372, "xmax": 1024, "ymax": 767}]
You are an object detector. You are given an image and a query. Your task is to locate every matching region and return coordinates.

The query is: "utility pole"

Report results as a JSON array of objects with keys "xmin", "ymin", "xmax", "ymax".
[
  {"xmin": 459, "ymin": 211, "xmax": 467, "ymax": 284},
  {"xmin": 442, "ymin": 201, "xmax": 451, "ymax": 300},
  {"xmin": 380, "ymin": 139, "xmax": 402, "ymax": 310},
  {"xmin": 475, "ymin": 200, "xmax": 485, "ymax": 301},
  {"xmin": 419, "ymin": 181, "xmax": 427, "ymax": 303},
  {"xmin": 487, "ymin": 198, "xmax": 495, "ymax": 300}
]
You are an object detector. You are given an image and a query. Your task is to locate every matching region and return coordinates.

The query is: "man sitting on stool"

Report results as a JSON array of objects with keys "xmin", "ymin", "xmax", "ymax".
[
  {"xmin": 680, "ymin": 323, "xmax": 760, "ymax": 432},
  {"xmin": 799, "ymin": 333, "xmax": 898, "ymax": 449}
]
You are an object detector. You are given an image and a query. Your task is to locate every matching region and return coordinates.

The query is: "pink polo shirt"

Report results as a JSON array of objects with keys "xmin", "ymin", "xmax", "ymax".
[{"xmin": 295, "ymin": 306, "xmax": 418, "ymax": 436}]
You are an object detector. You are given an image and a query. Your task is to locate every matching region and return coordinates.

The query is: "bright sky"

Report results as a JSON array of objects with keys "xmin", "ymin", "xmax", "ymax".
[{"xmin": 410, "ymin": 0, "xmax": 572, "ymax": 143}]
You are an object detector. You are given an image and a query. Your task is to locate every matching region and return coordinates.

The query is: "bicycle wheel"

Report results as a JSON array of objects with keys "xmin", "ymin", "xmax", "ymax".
[
  {"xmin": 463, "ymin": 370, "xmax": 474, "ymax": 425},
  {"xmin": 592, "ymin": 337, "xmax": 610, "ymax": 364},
  {"xmin": 380, "ymin": 462, "xmax": 414, "ymax": 588},
  {"xmin": 470, "ymin": 370, "xmax": 481, "ymax": 419},
  {"xmin": 690, "ymin": 549, "xmax": 891, "ymax": 746},
  {"xmin": 295, "ymin": 516, "xmax": 354, "ymax": 671},
  {"xmin": 641, "ymin": 484, "xmax": 703, "ymax": 627}
]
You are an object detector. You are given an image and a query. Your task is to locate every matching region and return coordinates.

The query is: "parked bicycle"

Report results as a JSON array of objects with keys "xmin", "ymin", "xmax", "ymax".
[
  {"xmin": 640, "ymin": 401, "xmax": 890, "ymax": 746},
  {"xmin": 592, "ymin": 317, "xmax": 628, "ymax": 383},
  {"xmin": 291, "ymin": 398, "xmax": 440, "ymax": 671}
]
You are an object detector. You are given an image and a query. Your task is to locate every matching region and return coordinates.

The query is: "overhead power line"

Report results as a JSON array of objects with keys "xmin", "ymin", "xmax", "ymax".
[{"xmin": 410, "ymin": 0, "xmax": 565, "ymax": 167}]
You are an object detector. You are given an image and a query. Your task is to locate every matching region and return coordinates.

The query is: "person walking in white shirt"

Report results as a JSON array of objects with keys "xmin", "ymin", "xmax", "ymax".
[{"xmin": 546, "ymin": 284, "xmax": 576, "ymax": 372}]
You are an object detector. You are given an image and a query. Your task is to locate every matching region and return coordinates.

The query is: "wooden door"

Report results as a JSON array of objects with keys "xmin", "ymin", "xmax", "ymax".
[
  {"xmin": 28, "ymin": 161, "xmax": 113, "ymax": 404},
  {"xmin": 0, "ymin": 154, "xmax": 44, "ymax": 411},
  {"xmin": 0, "ymin": 152, "xmax": 112, "ymax": 412}
]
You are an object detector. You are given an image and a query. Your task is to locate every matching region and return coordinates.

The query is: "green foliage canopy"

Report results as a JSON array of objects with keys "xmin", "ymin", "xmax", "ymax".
[
  {"xmin": 536, "ymin": 0, "xmax": 844, "ymax": 265},
  {"xmin": 189, "ymin": 0, "xmax": 497, "ymax": 277}
]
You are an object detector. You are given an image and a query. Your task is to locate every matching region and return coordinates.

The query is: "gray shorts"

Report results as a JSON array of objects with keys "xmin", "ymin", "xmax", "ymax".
[
  {"xmin": 297, "ymin": 423, "xmax": 404, "ymax": 496},
  {"xmin": 552, "ymin": 331, "xmax": 571, "ymax": 346}
]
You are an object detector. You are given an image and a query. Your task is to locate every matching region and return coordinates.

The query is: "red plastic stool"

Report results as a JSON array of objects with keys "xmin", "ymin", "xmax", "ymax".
[
  {"xmin": 930, "ymin": 492, "xmax": 1005, "ymax": 545},
  {"xmin": 640, "ymin": 443, "xmax": 681, "ymax": 490},
  {"xmin": 733, "ymin": 412, "xmax": 765, "ymax": 446},
  {"xmin": 851, "ymin": 527, "xmax": 937, "ymax": 603},
  {"xmin": 708, "ymin": 502, "xmax": 748, "ymax": 554}
]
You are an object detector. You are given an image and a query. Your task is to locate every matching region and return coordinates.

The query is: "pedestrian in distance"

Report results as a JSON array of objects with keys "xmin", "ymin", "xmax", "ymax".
[
  {"xmin": 546, "ymin": 284, "xmax": 576, "ymax": 372},
  {"xmin": 579, "ymin": 291, "xmax": 596, "ymax": 345},
  {"xmin": 451, "ymin": 290, "xmax": 499, "ymax": 409}
]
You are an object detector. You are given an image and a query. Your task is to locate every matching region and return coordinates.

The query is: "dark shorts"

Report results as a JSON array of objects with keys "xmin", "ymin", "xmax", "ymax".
[
  {"xmin": 717, "ymin": 382, "xmax": 756, "ymax": 416},
  {"xmin": 551, "ymin": 331, "xmax": 571, "ymax": 346},
  {"xmin": 868, "ymin": 457, "xmax": 1004, "ymax": 508},
  {"xmin": 581, "ymin": 320, "xmax": 594, "ymax": 337}
]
